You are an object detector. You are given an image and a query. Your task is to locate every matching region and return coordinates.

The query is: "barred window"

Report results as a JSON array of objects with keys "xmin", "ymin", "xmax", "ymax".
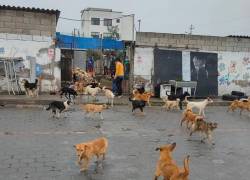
[{"xmin": 91, "ymin": 18, "xmax": 100, "ymax": 25}]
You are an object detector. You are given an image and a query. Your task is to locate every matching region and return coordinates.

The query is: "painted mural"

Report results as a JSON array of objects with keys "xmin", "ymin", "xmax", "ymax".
[
  {"xmin": 0, "ymin": 36, "xmax": 61, "ymax": 92},
  {"xmin": 134, "ymin": 47, "xmax": 250, "ymax": 96},
  {"xmin": 190, "ymin": 52, "xmax": 218, "ymax": 96},
  {"xmin": 218, "ymin": 52, "xmax": 250, "ymax": 95}
]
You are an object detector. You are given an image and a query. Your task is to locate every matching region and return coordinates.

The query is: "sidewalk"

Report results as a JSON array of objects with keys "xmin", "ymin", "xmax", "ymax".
[{"xmin": 0, "ymin": 94, "xmax": 231, "ymax": 107}]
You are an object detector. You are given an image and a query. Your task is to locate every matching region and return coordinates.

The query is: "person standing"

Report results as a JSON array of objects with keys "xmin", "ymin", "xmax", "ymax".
[
  {"xmin": 114, "ymin": 58, "xmax": 124, "ymax": 97},
  {"xmin": 87, "ymin": 56, "xmax": 94, "ymax": 77}
]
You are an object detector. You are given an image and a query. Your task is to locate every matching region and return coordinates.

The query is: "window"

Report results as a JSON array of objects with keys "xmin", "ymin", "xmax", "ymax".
[
  {"xmin": 91, "ymin": 18, "xmax": 100, "ymax": 25},
  {"xmin": 91, "ymin": 32, "xmax": 100, "ymax": 38},
  {"xmin": 104, "ymin": 19, "xmax": 112, "ymax": 26},
  {"xmin": 103, "ymin": 33, "xmax": 112, "ymax": 38},
  {"xmin": 116, "ymin": 19, "xmax": 120, "ymax": 23}
]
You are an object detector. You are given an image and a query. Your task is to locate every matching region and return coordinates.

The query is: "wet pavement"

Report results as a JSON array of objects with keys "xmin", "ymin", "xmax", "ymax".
[{"xmin": 0, "ymin": 105, "xmax": 250, "ymax": 180}]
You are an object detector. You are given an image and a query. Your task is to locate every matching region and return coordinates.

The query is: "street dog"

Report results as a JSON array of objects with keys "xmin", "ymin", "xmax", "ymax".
[
  {"xmin": 74, "ymin": 137, "xmax": 108, "ymax": 172},
  {"xmin": 227, "ymin": 100, "xmax": 250, "ymax": 115},
  {"xmin": 129, "ymin": 97, "xmax": 146, "ymax": 115},
  {"xmin": 189, "ymin": 119, "xmax": 218, "ymax": 144},
  {"xmin": 162, "ymin": 96, "xmax": 180, "ymax": 111},
  {"xmin": 102, "ymin": 86, "xmax": 115, "ymax": 107},
  {"xmin": 185, "ymin": 96, "xmax": 213, "ymax": 117},
  {"xmin": 132, "ymin": 90, "xmax": 154, "ymax": 106},
  {"xmin": 60, "ymin": 87, "xmax": 78, "ymax": 100},
  {"xmin": 46, "ymin": 100, "xmax": 71, "ymax": 118},
  {"xmin": 21, "ymin": 79, "xmax": 38, "ymax": 97},
  {"xmin": 80, "ymin": 104, "xmax": 107, "ymax": 120},
  {"xmin": 154, "ymin": 142, "xmax": 190, "ymax": 180},
  {"xmin": 167, "ymin": 91, "xmax": 190, "ymax": 110},
  {"xmin": 84, "ymin": 85, "xmax": 101, "ymax": 101},
  {"xmin": 180, "ymin": 108, "xmax": 204, "ymax": 129}
]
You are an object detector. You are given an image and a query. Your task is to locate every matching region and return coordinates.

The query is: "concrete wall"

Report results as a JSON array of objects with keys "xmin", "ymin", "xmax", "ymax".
[
  {"xmin": 0, "ymin": 33, "xmax": 61, "ymax": 92},
  {"xmin": 0, "ymin": 9, "xmax": 57, "ymax": 36},
  {"xmin": 136, "ymin": 32, "xmax": 250, "ymax": 52},
  {"xmin": 135, "ymin": 32, "xmax": 250, "ymax": 96},
  {"xmin": 134, "ymin": 47, "xmax": 250, "ymax": 96}
]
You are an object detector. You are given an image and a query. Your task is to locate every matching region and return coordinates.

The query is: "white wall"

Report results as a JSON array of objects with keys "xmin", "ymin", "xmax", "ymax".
[
  {"xmin": 134, "ymin": 47, "xmax": 154, "ymax": 91},
  {"xmin": 81, "ymin": 10, "xmax": 134, "ymax": 41},
  {"xmin": 134, "ymin": 47, "xmax": 250, "ymax": 96},
  {"xmin": 0, "ymin": 33, "xmax": 61, "ymax": 92},
  {"xmin": 218, "ymin": 51, "xmax": 250, "ymax": 95}
]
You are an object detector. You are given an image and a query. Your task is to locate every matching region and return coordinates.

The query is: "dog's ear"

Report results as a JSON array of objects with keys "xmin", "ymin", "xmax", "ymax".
[
  {"xmin": 170, "ymin": 142, "xmax": 176, "ymax": 151},
  {"xmin": 155, "ymin": 147, "xmax": 161, "ymax": 151}
]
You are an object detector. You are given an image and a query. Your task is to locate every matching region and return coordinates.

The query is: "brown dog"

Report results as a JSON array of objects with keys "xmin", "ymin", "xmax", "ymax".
[
  {"xmin": 81, "ymin": 104, "xmax": 107, "ymax": 119},
  {"xmin": 190, "ymin": 119, "xmax": 218, "ymax": 144},
  {"xmin": 180, "ymin": 109, "xmax": 204, "ymax": 129},
  {"xmin": 133, "ymin": 90, "xmax": 154, "ymax": 106},
  {"xmin": 74, "ymin": 137, "xmax": 108, "ymax": 172},
  {"xmin": 154, "ymin": 142, "xmax": 190, "ymax": 180},
  {"xmin": 227, "ymin": 100, "xmax": 250, "ymax": 115}
]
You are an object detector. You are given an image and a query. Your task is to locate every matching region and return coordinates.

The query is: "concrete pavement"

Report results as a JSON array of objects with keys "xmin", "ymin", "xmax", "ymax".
[
  {"xmin": 0, "ymin": 94, "xmax": 231, "ymax": 107},
  {"xmin": 0, "ymin": 105, "xmax": 249, "ymax": 179}
]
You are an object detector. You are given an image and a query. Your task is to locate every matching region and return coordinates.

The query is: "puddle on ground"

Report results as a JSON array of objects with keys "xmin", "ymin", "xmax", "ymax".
[{"xmin": 212, "ymin": 159, "xmax": 224, "ymax": 164}]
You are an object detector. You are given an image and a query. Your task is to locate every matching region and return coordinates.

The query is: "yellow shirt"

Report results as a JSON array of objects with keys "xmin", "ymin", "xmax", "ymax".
[{"xmin": 115, "ymin": 62, "xmax": 124, "ymax": 76}]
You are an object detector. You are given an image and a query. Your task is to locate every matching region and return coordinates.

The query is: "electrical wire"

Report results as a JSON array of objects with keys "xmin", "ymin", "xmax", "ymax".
[{"xmin": 59, "ymin": 14, "xmax": 134, "ymax": 22}]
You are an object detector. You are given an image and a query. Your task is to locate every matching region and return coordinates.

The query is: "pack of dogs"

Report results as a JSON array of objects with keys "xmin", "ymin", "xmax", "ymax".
[{"xmin": 21, "ymin": 77, "xmax": 238, "ymax": 178}]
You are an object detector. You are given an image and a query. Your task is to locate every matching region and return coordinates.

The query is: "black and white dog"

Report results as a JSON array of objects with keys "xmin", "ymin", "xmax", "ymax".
[
  {"xmin": 167, "ymin": 91, "xmax": 190, "ymax": 110},
  {"xmin": 129, "ymin": 97, "xmax": 146, "ymax": 115},
  {"xmin": 59, "ymin": 87, "xmax": 78, "ymax": 100},
  {"xmin": 21, "ymin": 79, "xmax": 38, "ymax": 97},
  {"xmin": 46, "ymin": 100, "xmax": 71, "ymax": 118}
]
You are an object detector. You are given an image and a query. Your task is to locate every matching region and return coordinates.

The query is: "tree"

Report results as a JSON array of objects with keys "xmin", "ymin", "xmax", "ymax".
[{"xmin": 107, "ymin": 25, "xmax": 120, "ymax": 40}]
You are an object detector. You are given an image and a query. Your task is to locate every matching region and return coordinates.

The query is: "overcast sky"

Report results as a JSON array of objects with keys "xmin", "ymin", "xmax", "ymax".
[{"xmin": 2, "ymin": 0, "xmax": 250, "ymax": 36}]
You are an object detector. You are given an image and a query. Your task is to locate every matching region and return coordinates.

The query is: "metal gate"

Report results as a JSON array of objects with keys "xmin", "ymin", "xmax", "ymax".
[{"xmin": 153, "ymin": 49, "xmax": 182, "ymax": 87}]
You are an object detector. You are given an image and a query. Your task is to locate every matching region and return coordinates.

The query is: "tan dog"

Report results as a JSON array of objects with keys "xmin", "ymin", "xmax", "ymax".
[
  {"xmin": 84, "ymin": 85, "xmax": 101, "ymax": 101},
  {"xmin": 81, "ymin": 104, "xmax": 107, "ymax": 119},
  {"xmin": 133, "ymin": 90, "xmax": 154, "ymax": 106},
  {"xmin": 102, "ymin": 86, "xmax": 115, "ymax": 107},
  {"xmin": 154, "ymin": 142, "xmax": 190, "ymax": 180},
  {"xmin": 180, "ymin": 109, "xmax": 204, "ymax": 129},
  {"xmin": 162, "ymin": 96, "xmax": 180, "ymax": 111},
  {"xmin": 190, "ymin": 119, "xmax": 217, "ymax": 144},
  {"xmin": 74, "ymin": 137, "xmax": 108, "ymax": 172},
  {"xmin": 227, "ymin": 100, "xmax": 250, "ymax": 115}
]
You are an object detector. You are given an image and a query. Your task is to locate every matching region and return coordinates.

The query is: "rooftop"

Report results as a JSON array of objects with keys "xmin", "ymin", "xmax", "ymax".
[
  {"xmin": 81, "ymin": 7, "xmax": 122, "ymax": 14},
  {"xmin": 0, "ymin": 5, "xmax": 60, "ymax": 22}
]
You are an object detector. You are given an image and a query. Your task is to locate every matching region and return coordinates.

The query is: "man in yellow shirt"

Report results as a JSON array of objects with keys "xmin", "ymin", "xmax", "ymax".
[{"xmin": 114, "ymin": 58, "xmax": 124, "ymax": 97}]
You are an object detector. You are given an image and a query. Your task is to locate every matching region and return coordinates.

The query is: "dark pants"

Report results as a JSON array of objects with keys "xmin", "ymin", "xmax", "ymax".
[{"xmin": 115, "ymin": 76, "xmax": 123, "ymax": 96}]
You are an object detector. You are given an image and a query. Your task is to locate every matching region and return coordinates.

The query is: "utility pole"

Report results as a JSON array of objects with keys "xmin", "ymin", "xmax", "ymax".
[
  {"xmin": 188, "ymin": 24, "xmax": 195, "ymax": 35},
  {"xmin": 138, "ymin": 19, "xmax": 141, "ymax": 32}
]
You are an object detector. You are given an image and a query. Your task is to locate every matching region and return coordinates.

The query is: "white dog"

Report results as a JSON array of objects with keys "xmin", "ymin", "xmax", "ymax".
[
  {"xmin": 102, "ymin": 86, "xmax": 115, "ymax": 107},
  {"xmin": 185, "ymin": 96, "xmax": 213, "ymax": 117},
  {"xmin": 84, "ymin": 85, "xmax": 101, "ymax": 101}
]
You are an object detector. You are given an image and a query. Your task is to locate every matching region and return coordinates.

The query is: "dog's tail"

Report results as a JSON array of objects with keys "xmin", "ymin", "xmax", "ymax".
[
  {"xmin": 182, "ymin": 155, "xmax": 190, "ymax": 176},
  {"xmin": 184, "ymin": 96, "xmax": 191, "ymax": 103}
]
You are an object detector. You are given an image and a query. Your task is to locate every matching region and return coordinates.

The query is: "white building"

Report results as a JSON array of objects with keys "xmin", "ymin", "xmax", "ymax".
[{"xmin": 80, "ymin": 8, "xmax": 134, "ymax": 41}]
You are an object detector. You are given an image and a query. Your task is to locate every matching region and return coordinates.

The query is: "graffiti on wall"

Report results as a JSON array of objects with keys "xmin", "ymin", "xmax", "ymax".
[
  {"xmin": 218, "ymin": 53, "xmax": 250, "ymax": 95},
  {"xmin": 0, "ymin": 38, "xmax": 60, "ymax": 92}
]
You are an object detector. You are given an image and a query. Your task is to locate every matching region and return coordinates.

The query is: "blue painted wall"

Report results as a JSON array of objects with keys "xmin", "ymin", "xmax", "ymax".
[{"xmin": 56, "ymin": 32, "xmax": 124, "ymax": 50}]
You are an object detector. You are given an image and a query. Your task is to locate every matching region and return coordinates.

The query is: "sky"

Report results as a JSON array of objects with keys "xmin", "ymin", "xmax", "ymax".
[{"xmin": 1, "ymin": 0, "xmax": 250, "ymax": 37}]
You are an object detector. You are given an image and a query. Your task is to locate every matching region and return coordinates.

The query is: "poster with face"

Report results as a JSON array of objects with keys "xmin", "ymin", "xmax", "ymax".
[{"xmin": 190, "ymin": 52, "xmax": 218, "ymax": 96}]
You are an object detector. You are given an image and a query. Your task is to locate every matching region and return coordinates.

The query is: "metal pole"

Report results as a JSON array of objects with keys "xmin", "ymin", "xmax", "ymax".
[{"xmin": 138, "ymin": 19, "xmax": 141, "ymax": 32}]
